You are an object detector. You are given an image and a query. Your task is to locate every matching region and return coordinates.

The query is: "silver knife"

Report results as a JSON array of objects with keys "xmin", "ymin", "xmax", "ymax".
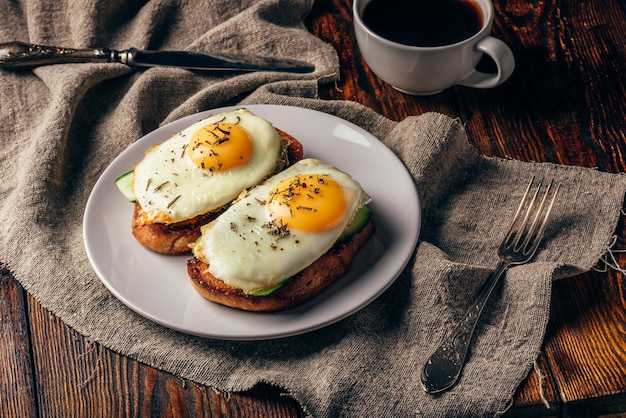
[{"xmin": 0, "ymin": 42, "xmax": 315, "ymax": 73}]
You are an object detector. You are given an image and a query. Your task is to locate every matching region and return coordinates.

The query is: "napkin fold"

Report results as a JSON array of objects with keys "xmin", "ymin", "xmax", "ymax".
[{"xmin": 1, "ymin": 1, "xmax": 625, "ymax": 417}]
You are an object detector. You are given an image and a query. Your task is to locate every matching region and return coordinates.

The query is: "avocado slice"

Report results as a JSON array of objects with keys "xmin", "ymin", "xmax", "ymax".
[
  {"xmin": 336, "ymin": 205, "xmax": 372, "ymax": 244},
  {"xmin": 114, "ymin": 170, "xmax": 136, "ymax": 203},
  {"xmin": 249, "ymin": 280, "xmax": 290, "ymax": 296}
]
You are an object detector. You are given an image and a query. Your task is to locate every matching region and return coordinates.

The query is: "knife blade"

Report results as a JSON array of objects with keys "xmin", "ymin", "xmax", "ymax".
[{"xmin": 0, "ymin": 42, "xmax": 315, "ymax": 73}]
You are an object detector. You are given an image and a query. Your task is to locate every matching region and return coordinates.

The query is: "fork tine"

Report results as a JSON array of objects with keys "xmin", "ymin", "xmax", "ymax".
[
  {"xmin": 514, "ymin": 179, "xmax": 543, "ymax": 251},
  {"xmin": 504, "ymin": 177, "xmax": 535, "ymax": 247},
  {"xmin": 523, "ymin": 181, "xmax": 559, "ymax": 255},
  {"xmin": 504, "ymin": 177, "xmax": 559, "ymax": 257},
  {"xmin": 520, "ymin": 180, "xmax": 550, "ymax": 253}
]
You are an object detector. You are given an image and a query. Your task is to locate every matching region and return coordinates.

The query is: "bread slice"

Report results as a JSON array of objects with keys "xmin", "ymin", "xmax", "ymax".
[
  {"xmin": 131, "ymin": 128, "xmax": 304, "ymax": 255},
  {"xmin": 187, "ymin": 220, "xmax": 374, "ymax": 312}
]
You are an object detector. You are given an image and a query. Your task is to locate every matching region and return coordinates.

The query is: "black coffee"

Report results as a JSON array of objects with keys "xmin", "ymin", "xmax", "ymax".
[{"xmin": 361, "ymin": 0, "xmax": 484, "ymax": 47}]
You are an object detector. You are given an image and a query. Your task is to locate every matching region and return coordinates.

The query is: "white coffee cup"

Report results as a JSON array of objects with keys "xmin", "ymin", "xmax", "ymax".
[{"xmin": 353, "ymin": 0, "xmax": 515, "ymax": 95}]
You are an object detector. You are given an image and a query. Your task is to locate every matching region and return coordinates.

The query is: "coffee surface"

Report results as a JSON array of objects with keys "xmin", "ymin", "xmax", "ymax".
[{"xmin": 362, "ymin": 0, "xmax": 484, "ymax": 47}]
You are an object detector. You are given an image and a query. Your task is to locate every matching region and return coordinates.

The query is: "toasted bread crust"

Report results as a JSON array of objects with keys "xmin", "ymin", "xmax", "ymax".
[
  {"xmin": 131, "ymin": 205, "xmax": 221, "ymax": 255},
  {"xmin": 187, "ymin": 220, "xmax": 374, "ymax": 312},
  {"xmin": 131, "ymin": 128, "xmax": 303, "ymax": 255}
]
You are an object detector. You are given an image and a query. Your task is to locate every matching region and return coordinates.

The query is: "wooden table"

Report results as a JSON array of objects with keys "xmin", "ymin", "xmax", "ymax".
[{"xmin": 3, "ymin": 0, "xmax": 626, "ymax": 416}]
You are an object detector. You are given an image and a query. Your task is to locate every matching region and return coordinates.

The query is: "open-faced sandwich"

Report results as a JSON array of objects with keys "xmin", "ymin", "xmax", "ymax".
[
  {"xmin": 115, "ymin": 108, "xmax": 303, "ymax": 254},
  {"xmin": 187, "ymin": 158, "xmax": 374, "ymax": 312}
]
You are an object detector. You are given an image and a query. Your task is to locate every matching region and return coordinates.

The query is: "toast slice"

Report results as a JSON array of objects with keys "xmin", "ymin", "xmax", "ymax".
[
  {"xmin": 187, "ymin": 220, "xmax": 374, "ymax": 312},
  {"xmin": 132, "ymin": 128, "xmax": 304, "ymax": 255}
]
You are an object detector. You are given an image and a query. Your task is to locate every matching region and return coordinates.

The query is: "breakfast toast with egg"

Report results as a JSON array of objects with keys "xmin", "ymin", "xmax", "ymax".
[
  {"xmin": 187, "ymin": 211, "xmax": 373, "ymax": 312},
  {"xmin": 129, "ymin": 127, "xmax": 303, "ymax": 254},
  {"xmin": 186, "ymin": 158, "xmax": 374, "ymax": 312}
]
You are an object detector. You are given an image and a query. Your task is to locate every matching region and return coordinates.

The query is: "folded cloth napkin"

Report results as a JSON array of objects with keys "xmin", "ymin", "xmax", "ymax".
[{"xmin": 1, "ymin": 1, "xmax": 626, "ymax": 417}]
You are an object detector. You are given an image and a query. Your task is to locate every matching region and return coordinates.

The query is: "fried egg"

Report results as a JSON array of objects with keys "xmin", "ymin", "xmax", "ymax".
[
  {"xmin": 192, "ymin": 158, "xmax": 369, "ymax": 294},
  {"xmin": 133, "ymin": 108, "xmax": 282, "ymax": 224}
]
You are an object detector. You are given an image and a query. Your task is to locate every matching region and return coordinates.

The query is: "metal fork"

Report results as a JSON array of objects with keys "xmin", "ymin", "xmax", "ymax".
[{"xmin": 420, "ymin": 178, "xmax": 560, "ymax": 394}]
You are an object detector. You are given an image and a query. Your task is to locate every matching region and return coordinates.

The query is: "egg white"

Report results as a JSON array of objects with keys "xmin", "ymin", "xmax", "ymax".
[
  {"xmin": 193, "ymin": 158, "xmax": 368, "ymax": 294},
  {"xmin": 133, "ymin": 108, "xmax": 281, "ymax": 223}
]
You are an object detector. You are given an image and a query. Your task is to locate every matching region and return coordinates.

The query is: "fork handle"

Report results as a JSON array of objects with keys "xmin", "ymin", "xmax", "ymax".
[{"xmin": 420, "ymin": 261, "xmax": 509, "ymax": 394}]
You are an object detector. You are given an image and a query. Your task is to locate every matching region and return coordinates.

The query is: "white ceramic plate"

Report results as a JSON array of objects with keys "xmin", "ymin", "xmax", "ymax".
[{"xmin": 83, "ymin": 104, "xmax": 420, "ymax": 340}]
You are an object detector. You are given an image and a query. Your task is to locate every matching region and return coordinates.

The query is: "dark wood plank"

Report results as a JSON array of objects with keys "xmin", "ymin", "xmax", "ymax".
[
  {"xmin": 26, "ymin": 293, "xmax": 302, "ymax": 417},
  {"xmin": 0, "ymin": 270, "xmax": 37, "ymax": 418},
  {"xmin": 466, "ymin": 0, "xmax": 626, "ymax": 168},
  {"xmin": 545, "ymin": 268, "xmax": 626, "ymax": 417}
]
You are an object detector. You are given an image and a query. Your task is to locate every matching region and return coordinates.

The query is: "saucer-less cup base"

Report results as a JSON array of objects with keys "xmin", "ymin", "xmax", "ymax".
[{"xmin": 353, "ymin": 0, "xmax": 515, "ymax": 96}]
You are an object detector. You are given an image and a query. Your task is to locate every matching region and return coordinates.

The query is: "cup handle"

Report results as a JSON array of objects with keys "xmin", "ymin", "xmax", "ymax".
[{"xmin": 458, "ymin": 36, "xmax": 515, "ymax": 89}]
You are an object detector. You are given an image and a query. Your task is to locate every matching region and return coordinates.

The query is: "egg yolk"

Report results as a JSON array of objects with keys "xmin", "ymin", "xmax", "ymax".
[
  {"xmin": 266, "ymin": 174, "xmax": 347, "ymax": 232},
  {"xmin": 187, "ymin": 122, "xmax": 253, "ymax": 172}
]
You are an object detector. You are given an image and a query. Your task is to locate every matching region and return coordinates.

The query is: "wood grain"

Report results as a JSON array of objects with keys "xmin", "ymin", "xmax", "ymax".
[
  {"xmin": 2, "ymin": 0, "xmax": 626, "ymax": 416},
  {"xmin": 0, "ymin": 269, "xmax": 36, "ymax": 418},
  {"xmin": 21, "ymin": 286, "xmax": 303, "ymax": 417},
  {"xmin": 546, "ymin": 269, "xmax": 626, "ymax": 417}
]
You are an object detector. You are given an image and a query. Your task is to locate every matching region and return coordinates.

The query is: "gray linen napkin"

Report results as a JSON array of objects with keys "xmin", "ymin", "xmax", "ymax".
[{"xmin": 2, "ymin": 1, "xmax": 626, "ymax": 417}]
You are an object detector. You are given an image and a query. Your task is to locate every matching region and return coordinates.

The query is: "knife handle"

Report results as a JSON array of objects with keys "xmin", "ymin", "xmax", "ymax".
[{"xmin": 0, "ymin": 42, "xmax": 132, "ymax": 69}]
